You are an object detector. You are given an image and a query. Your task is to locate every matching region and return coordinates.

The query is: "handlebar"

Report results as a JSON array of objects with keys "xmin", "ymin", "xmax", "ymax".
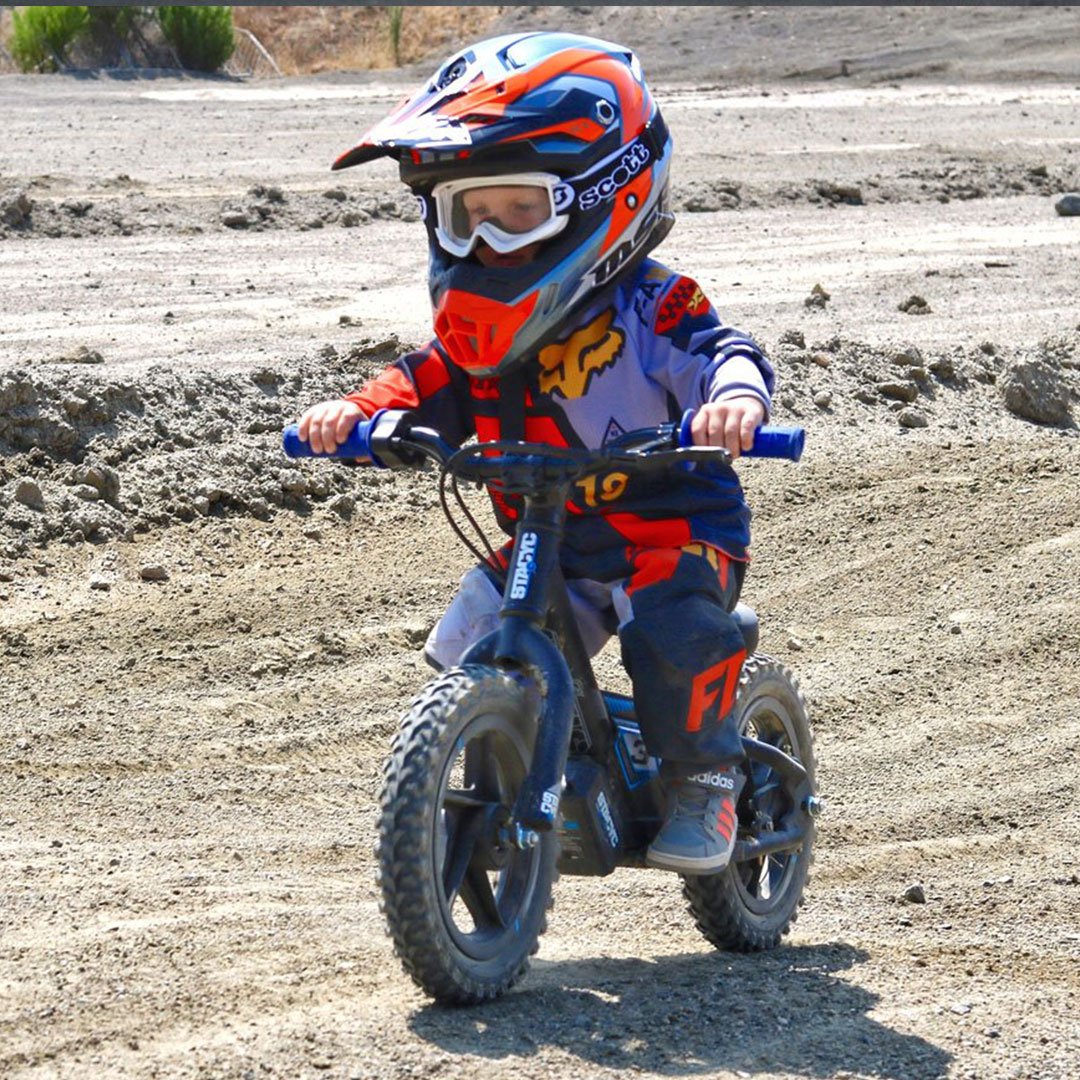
[
  {"xmin": 281, "ymin": 408, "xmax": 457, "ymax": 469},
  {"xmin": 282, "ymin": 408, "xmax": 805, "ymax": 476},
  {"xmin": 282, "ymin": 418, "xmax": 377, "ymax": 461},
  {"xmin": 675, "ymin": 409, "xmax": 804, "ymax": 461}
]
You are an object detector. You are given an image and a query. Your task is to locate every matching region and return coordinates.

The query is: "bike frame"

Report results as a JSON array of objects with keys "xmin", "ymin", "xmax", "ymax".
[
  {"xmin": 282, "ymin": 409, "xmax": 815, "ymax": 872},
  {"xmin": 457, "ymin": 472, "xmax": 615, "ymax": 837},
  {"xmin": 458, "ymin": 472, "xmax": 816, "ymax": 875}
]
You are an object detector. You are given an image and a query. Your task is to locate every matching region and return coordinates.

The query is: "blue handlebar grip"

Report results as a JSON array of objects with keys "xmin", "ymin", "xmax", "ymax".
[
  {"xmin": 282, "ymin": 413, "xmax": 380, "ymax": 462},
  {"xmin": 677, "ymin": 409, "xmax": 804, "ymax": 461},
  {"xmin": 677, "ymin": 408, "xmax": 696, "ymax": 449},
  {"xmin": 744, "ymin": 425, "xmax": 805, "ymax": 461}
]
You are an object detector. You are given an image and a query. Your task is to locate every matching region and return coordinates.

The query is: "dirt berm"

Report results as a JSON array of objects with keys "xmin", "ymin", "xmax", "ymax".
[{"xmin": 1, "ymin": 6, "xmax": 1078, "ymax": 1079}]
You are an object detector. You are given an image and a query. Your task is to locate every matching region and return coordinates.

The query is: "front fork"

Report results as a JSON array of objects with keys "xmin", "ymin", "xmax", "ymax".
[{"xmin": 459, "ymin": 495, "xmax": 579, "ymax": 838}]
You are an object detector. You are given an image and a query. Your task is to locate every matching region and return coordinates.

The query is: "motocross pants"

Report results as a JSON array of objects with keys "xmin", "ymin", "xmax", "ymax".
[{"xmin": 425, "ymin": 543, "xmax": 748, "ymax": 768}]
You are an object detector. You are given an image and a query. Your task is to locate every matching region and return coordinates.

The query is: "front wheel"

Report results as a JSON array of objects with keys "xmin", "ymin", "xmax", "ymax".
[
  {"xmin": 682, "ymin": 655, "xmax": 816, "ymax": 951},
  {"xmin": 377, "ymin": 665, "xmax": 557, "ymax": 1005}
]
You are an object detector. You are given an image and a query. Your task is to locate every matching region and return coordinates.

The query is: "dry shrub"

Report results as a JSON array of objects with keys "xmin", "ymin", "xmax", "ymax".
[{"xmin": 232, "ymin": 6, "xmax": 504, "ymax": 76}]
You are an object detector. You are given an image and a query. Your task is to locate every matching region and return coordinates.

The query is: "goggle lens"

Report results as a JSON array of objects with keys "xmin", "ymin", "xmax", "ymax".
[
  {"xmin": 449, "ymin": 184, "xmax": 553, "ymax": 241},
  {"xmin": 433, "ymin": 174, "xmax": 568, "ymax": 257}
]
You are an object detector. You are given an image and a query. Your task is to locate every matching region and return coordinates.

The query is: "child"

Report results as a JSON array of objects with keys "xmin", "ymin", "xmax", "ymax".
[{"xmin": 297, "ymin": 32, "xmax": 775, "ymax": 875}]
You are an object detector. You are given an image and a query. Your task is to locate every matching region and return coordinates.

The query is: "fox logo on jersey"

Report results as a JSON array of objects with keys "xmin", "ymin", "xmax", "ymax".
[{"xmin": 537, "ymin": 308, "xmax": 625, "ymax": 400}]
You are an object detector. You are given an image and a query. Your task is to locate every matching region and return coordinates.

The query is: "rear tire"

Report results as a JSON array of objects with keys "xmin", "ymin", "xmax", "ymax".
[
  {"xmin": 682, "ymin": 655, "xmax": 816, "ymax": 951},
  {"xmin": 377, "ymin": 665, "xmax": 557, "ymax": 1005}
]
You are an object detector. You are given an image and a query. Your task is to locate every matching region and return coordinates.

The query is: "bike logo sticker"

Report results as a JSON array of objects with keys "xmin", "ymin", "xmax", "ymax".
[
  {"xmin": 509, "ymin": 530, "xmax": 539, "ymax": 600},
  {"xmin": 537, "ymin": 308, "xmax": 625, "ymax": 400},
  {"xmin": 540, "ymin": 788, "xmax": 560, "ymax": 817},
  {"xmin": 595, "ymin": 789, "xmax": 620, "ymax": 848}
]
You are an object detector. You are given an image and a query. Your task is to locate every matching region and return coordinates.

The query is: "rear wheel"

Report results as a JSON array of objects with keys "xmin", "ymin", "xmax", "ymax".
[
  {"xmin": 682, "ymin": 655, "xmax": 816, "ymax": 951},
  {"xmin": 377, "ymin": 665, "xmax": 557, "ymax": 1005}
]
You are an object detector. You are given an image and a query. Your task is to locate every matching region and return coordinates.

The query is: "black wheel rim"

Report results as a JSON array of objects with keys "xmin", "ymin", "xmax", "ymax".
[
  {"xmin": 735, "ymin": 692, "xmax": 806, "ymax": 914},
  {"xmin": 432, "ymin": 712, "xmax": 543, "ymax": 962}
]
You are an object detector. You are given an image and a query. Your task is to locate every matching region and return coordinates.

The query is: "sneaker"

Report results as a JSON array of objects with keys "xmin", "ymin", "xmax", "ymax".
[{"xmin": 646, "ymin": 766, "xmax": 745, "ymax": 875}]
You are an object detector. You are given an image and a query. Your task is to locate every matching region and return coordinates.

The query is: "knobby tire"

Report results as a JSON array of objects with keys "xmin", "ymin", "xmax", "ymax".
[{"xmin": 377, "ymin": 665, "xmax": 557, "ymax": 1005}]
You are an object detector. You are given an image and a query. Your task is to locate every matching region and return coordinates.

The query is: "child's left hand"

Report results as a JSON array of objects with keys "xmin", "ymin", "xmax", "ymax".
[{"xmin": 690, "ymin": 397, "xmax": 767, "ymax": 458}]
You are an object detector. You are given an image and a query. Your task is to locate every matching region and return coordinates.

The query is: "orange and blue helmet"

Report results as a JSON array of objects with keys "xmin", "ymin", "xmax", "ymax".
[{"xmin": 333, "ymin": 31, "xmax": 674, "ymax": 377}]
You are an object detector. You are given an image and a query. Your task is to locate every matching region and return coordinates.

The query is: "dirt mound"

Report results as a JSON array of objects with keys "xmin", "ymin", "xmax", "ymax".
[
  {"xmin": 491, "ymin": 5, "xmax": 1080, "ymax": 85},
  {"xmin": 8, "ymin": 158, "xmax": 1079, "ymax": 244},
  {"xmin": 3, "ymin": 325, "xmax": 1076, "ymax": 558},
  {"xmin": 0, "ymin": 178, "xmax": 419, "ymax": 241},
  {"xmin": 0, "ymin": 338, "xmax": 411, "ymax": 554}
]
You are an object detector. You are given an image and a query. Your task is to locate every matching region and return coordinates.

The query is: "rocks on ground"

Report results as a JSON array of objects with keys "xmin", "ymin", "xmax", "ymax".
[
  {"xmin": 0, "ymin": 181, "xmax": 421, "ymax": 241},
  {"xmin": 0, "ymin": 335, "xmax": 427, "ymax": 559},
  {"xmin": 1000, "ymin": 358, "xmax": 1075, "ymax": 425},
  {"xmin": 1054, "ymin": 192, "xmax": 1080, "ymax": 216},
  {"xmin": 2, "ymin": 329, "xmax": 1077, "ymax": 561},
  {"xmin": 768, "ymin": 329, "xmax": 1078, "ymax": 434}
]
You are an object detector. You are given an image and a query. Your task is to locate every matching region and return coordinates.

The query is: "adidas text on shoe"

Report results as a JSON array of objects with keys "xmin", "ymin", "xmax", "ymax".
[{"xmin": 646, "ymin": 767, "xmax": 744, "ymax": 875}]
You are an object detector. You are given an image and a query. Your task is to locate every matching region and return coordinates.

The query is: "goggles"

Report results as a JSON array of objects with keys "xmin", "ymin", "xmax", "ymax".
[{"xmin": 432, "ymin": 173, "xmax": 571, "ymax": 258}]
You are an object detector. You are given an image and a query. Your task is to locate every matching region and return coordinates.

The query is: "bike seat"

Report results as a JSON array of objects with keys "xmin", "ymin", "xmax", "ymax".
[{"xmin": 732, "ymin": 603, "xmax": 759, "ymax": 654}]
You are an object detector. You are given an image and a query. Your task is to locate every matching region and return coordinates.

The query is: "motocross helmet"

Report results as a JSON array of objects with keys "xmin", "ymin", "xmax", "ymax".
[{"xmin": 332, "ymin": 31, "xmax": 674, "ymax": 377}]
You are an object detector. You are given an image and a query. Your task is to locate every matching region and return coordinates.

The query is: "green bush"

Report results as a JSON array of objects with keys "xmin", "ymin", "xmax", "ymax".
[
  {"xmin": 388, "ymin": 7, "xmax": 404, "ymax": 66},
  {"xmin": 157, "ymin": 6, "xmax": 234, "ymax": 72},
  {"xmin": 10, "ymin": 6, "xmax": 90, "ymax": 72}
]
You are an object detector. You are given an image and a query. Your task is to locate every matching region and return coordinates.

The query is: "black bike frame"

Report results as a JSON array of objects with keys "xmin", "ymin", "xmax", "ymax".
[{"xmin": 462, "ymin": 478, "xmax": 815, "ymax": 863}]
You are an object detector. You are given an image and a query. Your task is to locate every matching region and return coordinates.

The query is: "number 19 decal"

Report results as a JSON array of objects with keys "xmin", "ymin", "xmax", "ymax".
[{"xmin": 575, "ymin": 470, "xmax": 629, "ymax": 507}]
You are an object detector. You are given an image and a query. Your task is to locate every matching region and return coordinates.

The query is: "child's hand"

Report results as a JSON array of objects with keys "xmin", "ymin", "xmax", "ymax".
[
  {"xmin": 297, "ymin": 399, "xmax": 368, "ymax": 456},
  {"xmin": 690, "ymin": 397, "xmax": 766, "ymax": 459}
]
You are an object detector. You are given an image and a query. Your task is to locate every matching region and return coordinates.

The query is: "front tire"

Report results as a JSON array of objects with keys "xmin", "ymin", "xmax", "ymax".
[
  {"xmin": 682, "ymin": 655, "xmax": 816, "ymax": 951},
  {"xmin": 377, "ymin": 665, "xmax": 557, "ymax": 1005}
]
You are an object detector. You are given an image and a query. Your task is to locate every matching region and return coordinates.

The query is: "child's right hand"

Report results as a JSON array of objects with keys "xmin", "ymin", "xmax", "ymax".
[{"xmin": 297, "ymin": 399, "xmax": 368, "ymax": 456}]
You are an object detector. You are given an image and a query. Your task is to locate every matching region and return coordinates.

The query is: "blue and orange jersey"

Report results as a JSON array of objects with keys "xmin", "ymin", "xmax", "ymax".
[{"xmin": 343, "ymin": 258, "xmax": 775, "ymax": 572}]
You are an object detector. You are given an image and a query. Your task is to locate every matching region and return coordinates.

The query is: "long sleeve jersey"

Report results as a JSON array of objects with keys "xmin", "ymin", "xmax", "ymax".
[{"xmin": 344, "ymin": 258, "xmax": 775, "ymax": 578}]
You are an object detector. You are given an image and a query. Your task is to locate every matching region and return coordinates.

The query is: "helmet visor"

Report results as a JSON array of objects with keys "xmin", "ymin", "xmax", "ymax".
[{"xmin": 433, "ymin": 173, "xmax": 570, "ymax": 258}]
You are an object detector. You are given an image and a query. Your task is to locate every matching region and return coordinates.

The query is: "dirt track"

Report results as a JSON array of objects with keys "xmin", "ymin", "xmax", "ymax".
[{"xmin": 2, "ymin": 7, "xmax": 1079, "ymax": 1079}]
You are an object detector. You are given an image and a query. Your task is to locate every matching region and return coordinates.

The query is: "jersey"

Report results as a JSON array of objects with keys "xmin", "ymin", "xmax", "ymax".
[{"xmin": 343, "ymin": 258, "xmax": 775, "ymax": 578}]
